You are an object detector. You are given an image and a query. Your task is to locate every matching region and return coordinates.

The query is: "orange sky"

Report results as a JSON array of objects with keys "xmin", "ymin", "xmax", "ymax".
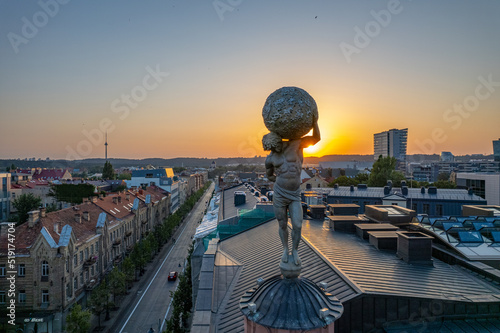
[{"xmin": 1, "ymin": 2, "xmax": 499, "ymax": 159}]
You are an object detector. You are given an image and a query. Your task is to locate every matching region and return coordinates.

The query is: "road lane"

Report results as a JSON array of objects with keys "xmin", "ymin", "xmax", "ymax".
[{"xmin": 117, "ymin": 183, "xmax": 214, "ymax": 333}]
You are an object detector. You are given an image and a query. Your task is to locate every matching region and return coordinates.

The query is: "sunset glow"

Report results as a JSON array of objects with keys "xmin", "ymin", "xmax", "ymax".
[{"xmin": 1, "ymin": 1, "xmax": 499, "ymax": 159}]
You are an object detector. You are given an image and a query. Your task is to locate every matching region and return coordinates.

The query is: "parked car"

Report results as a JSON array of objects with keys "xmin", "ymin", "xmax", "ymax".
[{"xmin": 168, "ymin": 271, "xmax": 178, "ymax": 281}]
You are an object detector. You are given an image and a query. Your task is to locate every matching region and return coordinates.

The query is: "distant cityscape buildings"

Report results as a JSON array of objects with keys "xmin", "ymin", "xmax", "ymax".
[
  {"xmin": 494, "ymin": 138, "xmax": 500, "ymax": 162},
  {"xmin": 440, "ymin": 151, "xmax": 454, "ymax": 162},
  {"xmin": 373, "ymin": 128, "xmax": 408, "ymax": 171}
]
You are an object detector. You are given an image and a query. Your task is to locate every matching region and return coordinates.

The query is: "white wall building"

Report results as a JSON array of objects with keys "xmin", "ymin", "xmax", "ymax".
[{"xmin": 456, "ymin": 172, "xmax": 500, "ymax": 206}]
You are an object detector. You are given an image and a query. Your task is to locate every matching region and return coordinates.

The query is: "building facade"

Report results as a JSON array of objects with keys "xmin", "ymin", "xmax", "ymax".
[
  {"xmin": 0, "ymin": 187, "xmax": 169, "ymax": 332},
  {"xmin": 494, "ymin": 138, "xmax": 500, "ymax": 162},
  {"xmin": 324, "ymin": 184, "xmax": 486, "ymax": 216},
  {"xmin": 0, "ymin": 172, "xmax": 11, "ymax": 221},
  {"xmin": 373, "ymin": 128, "xmax": 408, "ymax": 171},
  {"xmin": 456, "ymin": 172, "xmax": 500, "ymax": 206}
]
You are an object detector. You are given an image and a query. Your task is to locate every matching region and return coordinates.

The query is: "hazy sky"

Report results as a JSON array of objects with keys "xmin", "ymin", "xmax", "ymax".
[{"xmin": 1, "ymin": 0, "xmax": 499, "ymax": 160}]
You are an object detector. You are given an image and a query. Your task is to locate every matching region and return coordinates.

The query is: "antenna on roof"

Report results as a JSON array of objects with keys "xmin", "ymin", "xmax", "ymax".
[{"xmin": 105, "ymin": 131, "xmax": 108, "ymax": 161}]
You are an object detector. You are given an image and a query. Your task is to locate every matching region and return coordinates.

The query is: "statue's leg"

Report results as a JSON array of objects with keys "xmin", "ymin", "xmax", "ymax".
[
  {"xmin": 274, "ymin": 205, "xmax": 289, "ymax": 263},
  {"xmin": 289, "ymin": 200, "xmax": 303, "ymax": 266}
]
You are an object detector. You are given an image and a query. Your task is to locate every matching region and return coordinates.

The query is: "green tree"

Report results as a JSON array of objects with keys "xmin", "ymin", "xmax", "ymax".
[
  {"xmin": 88, "ymin": 283, "xmax": 108, "ymax": 329},
  {"xmin": 102, "ymin": 161, "xmax": 115, "ymax": 180},
  {"xmin": 438, "ymin": 172, "xmax": 450, "ymax": 181},
  {"xmin": 117, "ymin": 173, "xmax": 131, "ymax": 180},
  {"xmin": 433, "ymin": 180, "xmax": 456, "ymax": 189},
  {"xmin": 328, "ymin": 175, "xmax": 356, "ymax": 187},
  {"xmin": 66, "ymin": 304, "xmax": 91, "ymax": 333},
  {"xmin": 45, "ymin": 202, "xmax": 58, "ymax": 213},
  {"xmin": 122, "ymin": 257, "xmax": 135, "ymax": 289},
  {"xmin": 49, "ymin": 184, "xmax": 95, "ymax": 204},
  {"xmin": 368, "ymin": 156, "xmax": 401, "ymax": 187},
  {"xmin": 12, "ymin": 193, "xmax": 41, "ymax": 225},
  {"xmin": 108, "ymin": 266, "xmax": 126, "ymax": 303}
]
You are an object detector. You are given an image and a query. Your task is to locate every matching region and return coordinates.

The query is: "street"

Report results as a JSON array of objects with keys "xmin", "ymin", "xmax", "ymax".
[{"xmin": 115, "ymin": 183, "xmax": 214, "ymax": 333}]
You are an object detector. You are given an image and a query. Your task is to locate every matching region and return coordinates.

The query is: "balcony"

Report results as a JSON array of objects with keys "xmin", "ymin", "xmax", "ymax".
[
  {"xmin": 125, "ymin": 230, "xmax": 132, "ymax": 238},
  {"xmin": 84, "ymin": 256, "xmax": 97, "ymax": 267},
  {"xmin": 114, "ymin": 254, "xmax": 122, "ymax": 264},
  {"xmin": 85, "ymin": 279, "xmax": 98, "ymax": 291},
  {"xmin": 141, "ymin": 219, "xmax": 148, "ymax": 225},
  {"xmin": 126, "ymin": 244, "xmax": 134, "ymax": 254},
  {"xmin": 113, "ymin": 238, "xmax": 122, "ymax": 247}
]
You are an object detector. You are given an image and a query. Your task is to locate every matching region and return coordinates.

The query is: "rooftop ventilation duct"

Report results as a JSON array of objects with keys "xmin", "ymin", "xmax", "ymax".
[
  {"xmin": 401, "ymin": 186, "xmax": 408, "ymax": 196},
  {"xmin": 383, "ymin": 186, "xmax": 391, "ymax": 195}
]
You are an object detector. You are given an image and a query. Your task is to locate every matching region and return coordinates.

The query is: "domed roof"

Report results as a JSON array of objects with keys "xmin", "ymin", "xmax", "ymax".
[{"xmin": 240, "ymin": 275, "xmax": 343, "ymax": 330}]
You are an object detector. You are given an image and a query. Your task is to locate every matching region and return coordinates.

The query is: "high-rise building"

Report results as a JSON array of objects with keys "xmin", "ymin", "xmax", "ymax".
[
  {"xmin": 493, "ymin": 138, "xmax": 500, "ymax": 162},
  {"xmin": 373, "ymin": 128, "xmax": 408, "ymax": 170},
  {"xmin": 440, "ymin": 151, "xmax": 454, "ymax": 162}
]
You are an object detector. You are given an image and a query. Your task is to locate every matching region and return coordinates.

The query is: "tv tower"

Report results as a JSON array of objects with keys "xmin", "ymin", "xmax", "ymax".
[{"xmin": 105, "ymin": 131, "xmax": 108, "ymax": 161}]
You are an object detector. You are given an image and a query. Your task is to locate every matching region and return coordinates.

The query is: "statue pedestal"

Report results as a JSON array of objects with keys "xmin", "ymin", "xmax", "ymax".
[
  {"xmin": 240, "ymin": 276, "xmax": 343, "ymax": 333},
  {"xmin": 279, "ymin": 255, "xmax": 301, "ymax": 279}
]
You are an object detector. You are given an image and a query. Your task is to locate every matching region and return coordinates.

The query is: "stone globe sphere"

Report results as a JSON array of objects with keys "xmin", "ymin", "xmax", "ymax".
[{"xmin": 262, "ymin": 86, "xmax": 318, "ymax": 140}]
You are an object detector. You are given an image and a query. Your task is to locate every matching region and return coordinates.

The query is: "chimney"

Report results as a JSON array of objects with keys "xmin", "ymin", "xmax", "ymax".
[
  {"xmin": 112, "ymin": 197, "xmax": 118, "ymax": 204},
  {"xmin": 396, "ymin": 231, "xmax": 434, "ymax": 265},
  {"xmin": 386, "ymin": 180, "xmax": 393, "ymax": 189},
  {"xmin": 400, "ymin": 180, "xmax": 407, "ymax": 187},
  {"xmin": 428, "ymin": 186, "xmax": 437, "ymax": 195},
  {"xmin": 54, "ymin": 222, "xmax": 60, "ymax": 234},
  {"xmin": 350, "ymin": 185, "xmax": 354, "ymax": 191},
  {"xmin": 468, "ymin": 188, "xmax": 474, "ymax": 195},
  {"xmin": 383, "ymin": 186, "xmax": 391, "ymax": 195},
  {"xmin": 401, "ymin": 186, "xmax": 408, "ymax": 196},
  {"xmin": 28, "ymin": 210, "xmax": 40, "ymax": 228},
  {"xmin": 40, "ymin": 207, "xmax": 46, "ymax": 218},
  {"xmin": 421, "ymin": 186, "xmax": 425, "ymax": 194},
  {"xmin": 126, "ymin": 193, "xmax": 130, "ymax": 201},
  {"xmin": 75, "ymin": 213, "xmax": 81, "ymax": 224},
  {"xmin": 118, "ymin": 196, "xmax": 122, "ymax": 203},
  {"xmin": 91, "ymin": 196, "xmax": 98, "ymax": 203},
  {"xmin": 83, "ymin": 211, "xmax": 89, "ymax": 221},
  {"xmin": 99, "ymin": 193, "xmax": 104, "ymax": 199}
]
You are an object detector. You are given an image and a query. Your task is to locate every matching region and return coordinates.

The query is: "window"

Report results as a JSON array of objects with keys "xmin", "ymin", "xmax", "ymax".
[
  {"xmin": 80, "ymin": 273, "xmax": 83, "ymax": 286},
  {"xmin": 91, "ymin": 265, "xmax": 94, "ymax": 276},
  {"xmin": 423, "ymin": 204, "xmax": 430, "ymax": 215},
  {"xmin": 18, "ymin": 290, "xmax": 26, "ymax": 304},
  {"xmin": 66, "ymin": 258, "xmax": 69, "ymax": 272},
  {"xmin": 42, "ymin": 290, "xmax": 49, "ymax": 304},
  {"xmin": 0, "ymin": 291, "xmax": 5, "ymax": 304},
  {"xmin": 0, "ymin": 264, "xmax": 5, "ymax": 277},
  {"xmin": 85, "ymin": 248, "xmax": 89, "ymax": 260},
  {"xmin": 66, "ymin": 283, "xmax": 71, "ymax": 299},
  {"xmin": 91, "ymin": 244, "xmax": 94, "ymax": 254},
  {"xmin": 74, "ymin": 277, "xmax": 78, "ymax": 290},
  {"xmin": 41, "ymin": 261, "xmax": 49, "ymax": 276},
  {"xmin": 436, "ymin": 204, "xmax": 443, "ymax": 216},
  {"xmin": 74, "ymin": 254, "xmax": 77, "ymax": 267},
  {"xmin": 18, "ymin": 264, "xmax": 25, "ymax": 277}
]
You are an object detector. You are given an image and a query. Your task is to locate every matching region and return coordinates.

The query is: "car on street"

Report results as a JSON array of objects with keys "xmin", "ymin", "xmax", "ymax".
[{"xmin": 168, "ymin": 271, "xmax": 178, "ymax": 281}]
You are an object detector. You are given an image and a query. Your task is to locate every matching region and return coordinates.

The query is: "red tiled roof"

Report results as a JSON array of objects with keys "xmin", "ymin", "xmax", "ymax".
[
  {"xmin": 1, "ymin": 204, "xmax": 115, "ymax": 255},
  {"xmin": 33, "ymin": 169, "xmax": 70, "ymax": 180},
  {"xmin": 91, "ymin": 193, "xmax": 137, "ymax": 219}
]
